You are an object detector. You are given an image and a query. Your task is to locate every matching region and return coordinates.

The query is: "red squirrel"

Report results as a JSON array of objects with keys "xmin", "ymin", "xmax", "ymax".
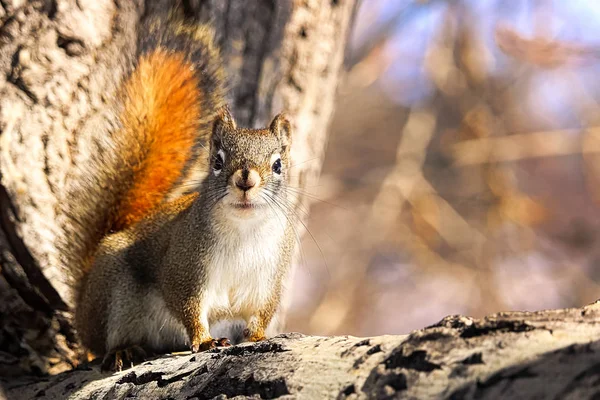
[{"xmin": 62, "ymin": 8, "xmax": 295, "ymax": 372}]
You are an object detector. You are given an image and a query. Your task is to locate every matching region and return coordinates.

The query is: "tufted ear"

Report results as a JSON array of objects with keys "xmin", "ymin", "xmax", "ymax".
[
  {"xmin": 212, "ymin": 105, "xmax": 236, "ymax": 149},
  {"xmin": 269, "ymin": 113, "xmax": 292, "ymax": 151}
]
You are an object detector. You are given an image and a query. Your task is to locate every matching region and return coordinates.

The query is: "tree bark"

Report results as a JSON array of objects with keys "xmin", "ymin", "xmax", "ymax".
[
  {"xmin": 0, "ymin": 0, "xmax": 358, "ymax": 376},
  {"xmin": 4, "ymin": 303, "xmax": 600, "ymax": 399}
]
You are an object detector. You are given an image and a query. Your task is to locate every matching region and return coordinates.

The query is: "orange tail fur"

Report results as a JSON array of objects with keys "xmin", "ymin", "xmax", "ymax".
[{"xmin": 112, "ymin": 49, "xmax": 201, "ymax": 231}]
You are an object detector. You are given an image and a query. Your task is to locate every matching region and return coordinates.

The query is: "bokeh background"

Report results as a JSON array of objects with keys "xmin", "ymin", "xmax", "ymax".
[{"xmin": 285, "ymin": 0, "xmax": 600, "ymax": 337}]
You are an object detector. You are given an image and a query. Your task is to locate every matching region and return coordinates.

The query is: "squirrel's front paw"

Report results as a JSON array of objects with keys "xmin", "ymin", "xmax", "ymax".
[{"xmin": 191, "ymin": 337, "xmax": 231, "ymax": 352}]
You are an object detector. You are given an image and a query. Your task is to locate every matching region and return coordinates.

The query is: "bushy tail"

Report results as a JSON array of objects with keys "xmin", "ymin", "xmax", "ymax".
[{"xmin": 60, "ymin": 13, "xmax": 225, "ymax": 300}]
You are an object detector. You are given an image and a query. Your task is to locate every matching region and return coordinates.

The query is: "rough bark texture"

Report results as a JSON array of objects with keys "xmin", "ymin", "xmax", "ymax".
[
  {"xmin": 3, "ymin": 302, "xmax": 600, "ymax": 399},
  {"xmin": 0, "ymin": 0, "xmax": 357, "ymax": 377}
]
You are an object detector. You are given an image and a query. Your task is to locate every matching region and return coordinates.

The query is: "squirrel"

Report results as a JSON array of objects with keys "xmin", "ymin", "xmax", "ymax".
[{"xmin": 61, "ymin": 8, "xmax": 295, "ymax": 372}]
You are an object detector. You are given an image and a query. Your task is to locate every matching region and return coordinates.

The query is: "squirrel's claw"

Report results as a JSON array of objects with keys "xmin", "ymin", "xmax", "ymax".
[
  {"xmin": 191, "ymin": 340, "xmax": 214, "ymax": 352},
  {"xmin": 191, "ymin": 337, "xmax": 231, "ymax": 352}
]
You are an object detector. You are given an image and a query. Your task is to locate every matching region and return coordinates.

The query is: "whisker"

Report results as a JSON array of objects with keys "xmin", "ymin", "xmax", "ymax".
[
  {"xmin": 282, "ymin": 187, "xmax": 348, "ymax": 211},
  {"xmin": 260, "ymin": 191, "xmax": 312, "ymax": 278},
  {"xmin": 287, "ymin": 157, "xmax": 320, "ymax": 170},
  {"xmin": 262, "ymin": 188, "xmax": 330, "ymax": 279}
]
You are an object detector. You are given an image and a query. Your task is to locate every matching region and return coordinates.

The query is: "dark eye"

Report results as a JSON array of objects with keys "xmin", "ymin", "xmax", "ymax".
[
  {"xmin": 214, "ymin": 152, "xmax": 224, "ymax": 171},
  {"xmin": 272, "ymin": 158, "xmax": 282, "ymax": 174}
]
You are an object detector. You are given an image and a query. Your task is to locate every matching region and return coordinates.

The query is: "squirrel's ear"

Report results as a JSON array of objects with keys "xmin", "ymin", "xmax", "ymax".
[
  {"xmin": 212, "ymin": 106, "xmax": 236, "ymax": 147},
  {"xmin": 270, "ymin": 113, "xmax": 292, "ymax": 151}
]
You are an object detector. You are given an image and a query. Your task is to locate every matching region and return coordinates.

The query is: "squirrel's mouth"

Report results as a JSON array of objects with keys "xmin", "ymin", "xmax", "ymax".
[{"xmin": 231, "ymin": 201, "xmax": 264, "ymax": 210}]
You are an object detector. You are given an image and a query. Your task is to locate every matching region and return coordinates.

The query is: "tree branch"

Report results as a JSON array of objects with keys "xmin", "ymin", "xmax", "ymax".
[{"xmin": 4, "ymin": 303, "xmax": 600, "ymax": 398}]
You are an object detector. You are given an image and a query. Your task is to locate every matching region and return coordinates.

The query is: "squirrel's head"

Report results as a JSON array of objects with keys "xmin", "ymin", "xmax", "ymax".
[{"xmin": 207, "ymin": 106, "xmax": 292, "ymax": 221}]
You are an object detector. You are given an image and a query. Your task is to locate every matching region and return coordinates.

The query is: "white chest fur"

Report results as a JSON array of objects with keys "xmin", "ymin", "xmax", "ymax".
[{"xmin": 203, "ymin": 216, "xmax": 284, "ymax": 323}]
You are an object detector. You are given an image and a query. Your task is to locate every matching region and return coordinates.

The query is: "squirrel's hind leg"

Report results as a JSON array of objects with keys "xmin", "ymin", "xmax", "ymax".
[{"xmin": 100, "ymin": 345, "xmax": 149, "ymax": 372}]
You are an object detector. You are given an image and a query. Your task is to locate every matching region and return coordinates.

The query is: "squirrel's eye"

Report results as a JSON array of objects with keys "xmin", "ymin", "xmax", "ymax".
[
  {"xmin": 213, "ymin": 150, "xmax": 225, "ymax": 175},
  {"xmin": 272, "ymin": 158, "xmax": 282, "ymax": 174}
]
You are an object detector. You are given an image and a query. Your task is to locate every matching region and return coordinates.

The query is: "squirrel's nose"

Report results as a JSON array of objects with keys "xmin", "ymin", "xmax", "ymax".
[
  {"xmin": 234, "ymin": 168, "xmax": 260, "ymax": 192},
  {"xmin": 236, "ymin": 178, "xmax": 255, "ymax": 192}
]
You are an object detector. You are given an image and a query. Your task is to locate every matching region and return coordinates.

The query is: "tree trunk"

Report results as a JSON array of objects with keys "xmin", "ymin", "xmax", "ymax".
[
  {"xmin": 0, "ymin": 0, "xmax": 357, "ymax": 376},
  {"xmin": 4, "ymin": 303, "xmax": 600, "ymax": 399}
]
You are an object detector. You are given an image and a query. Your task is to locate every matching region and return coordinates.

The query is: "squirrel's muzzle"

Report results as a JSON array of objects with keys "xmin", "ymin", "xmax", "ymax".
[{"xmin": 233, "ymin": 168, "xmax": 260, "ymax": 193}]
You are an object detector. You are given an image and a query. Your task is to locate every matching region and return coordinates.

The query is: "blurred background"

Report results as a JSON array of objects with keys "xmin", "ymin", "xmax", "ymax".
[{"xmin": 285, "ymin": 0, "xmax": 600, "ymax": 337}]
